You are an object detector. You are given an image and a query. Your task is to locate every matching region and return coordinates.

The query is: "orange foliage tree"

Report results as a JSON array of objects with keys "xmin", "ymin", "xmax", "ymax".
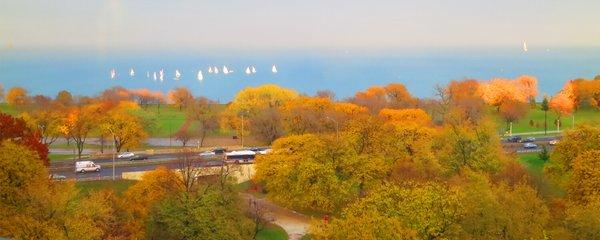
[
  {"xmin": 350, "ymin": 83, "xmax": 417, "ymax": 113},
  {"xmin": 378, "ymin": 108, "xmax": 431, "ymax": 127},
  {"xmin": 5, "ymin": 86, "xmax": 29, "ymax": 106},
  {"xmin": 168, "ymin": 87, "xmax": 194, "ymax": 110},
  {"xmin": 478, "ymin": 75, "xmax": 538, "ymax": 109}
]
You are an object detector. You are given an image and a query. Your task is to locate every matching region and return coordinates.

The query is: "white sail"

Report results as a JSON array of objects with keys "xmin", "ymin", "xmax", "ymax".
[
  {"xmin": 153, "ymin": 72, "xmax": 157, "ymax": 81},
  {"xmin": 251, "ymin": 66, "xmax": 256, "ymax": 74},
  {"xmin": 146, "ymin": 71, "xmax": 150, "ymax": 78},
  {"xmin": 223, "ymin": 66, "xmax": 229, "ymax": 75},
  {"xmin": 214, "ymin": 67, "xmax": 219, "ymax": 74},
  {"xmin": 110, "ymin": 69, "xmax": 116, "ymax": 79},
  {"xmin": 129, "ymin": 68, "xmax": 135, "ymax": 77},
  {"xmin": 208, "ymin": 67, "xmax": 213, "ymax": 74},
  {"xmin": 272, "ymin": 65, "xmax": 278, "ymax": 73},
  {"xmin": 523, "ymin": 41, "xmax": 528, "ymax": 52},
  {"xmin": 245, "ymin": 67, "xmax": 251, "ymax": 75},
  {"xmin": 159, "ymin": 69, "xmax": 164, "ymax": 82},
  {"xmin": 197, "ymin": 70, "xmax": 203, "ymax": 81},
  {"xmin": 174, "ymin": 69, "xmax": 181, "ymax": 80}
]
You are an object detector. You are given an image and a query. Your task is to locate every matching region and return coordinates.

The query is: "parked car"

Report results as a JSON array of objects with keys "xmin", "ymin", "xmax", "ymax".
[
  {"xmin": 117, "ymin": 152, "xmax": 135, "ymax": 159},
  {"xmin": 199, "ymin": 150, "xmax": 216, "ymax": 157},
  {"xmin": 506, "ymin": 136, "xmax": 522, "ymax": 143},
  {"xmin": 129, "ymin": 154, "xmax": 148, "ymax": 161},
  {"xmin": 549, "ymin": 139, "xmax": 559, "ymax": 145},
  {"xmin": 49, "ymin": 174, "xmax": 67, "ymax": 181},
  {"xmin": 523, "ymin": 143, "xmax": 538, "ymax": 149},
  {"xmin": 75, "ymin": 161, "xmax": 101, "ymax": 173},
  {"xmin": 522, "ymin": 137, "xmax": 536, "ymax": 143}
]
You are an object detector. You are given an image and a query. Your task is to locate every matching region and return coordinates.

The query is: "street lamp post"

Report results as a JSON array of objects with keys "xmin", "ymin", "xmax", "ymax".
[{"xmin": 241, "ymin": 114, "xmax": 245, "ymax": 148}]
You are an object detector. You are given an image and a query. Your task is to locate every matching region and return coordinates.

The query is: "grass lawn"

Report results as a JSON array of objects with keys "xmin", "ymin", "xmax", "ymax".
[
  {"xmin": 490, "ymin": 105, "xmax": 600, "ymax": 134},
  {"xmin": 518, "ymin": 152, "xmax": 547, "ymax": 174},
  {"xmin": 256, "ymin": 224, "xmax": 288, "ymax": 240},
  {"xmin": 49, "ymin": 153, "xmax": 79, "ymax": 162},
  {"xmin": 76, "ymin": 180, "xmax": 137, "ymax": 196}
]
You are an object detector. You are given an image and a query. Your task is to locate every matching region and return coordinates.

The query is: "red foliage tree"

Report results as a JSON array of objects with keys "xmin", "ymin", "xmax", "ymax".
[{"xmin": 0, "ymin": 112, "xmax": 49, "ymax": 166}]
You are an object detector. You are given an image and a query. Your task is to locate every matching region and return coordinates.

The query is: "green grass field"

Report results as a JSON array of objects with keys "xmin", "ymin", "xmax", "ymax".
[
  {"xmin": 517, "ymin": 152, "xmax": 546, "ymax": 174},
  {"xmin": 256, "ymin": 224, "xmax": 288, "ymax": 240},
  {"xmin": 490, "ymin": 105, "xmax": 600, "ymax": 134},
  {"xmin": 76, "ymin": 180, "xmax": 137, "ymax": 196},
  {"xmin": 48, "ymin": 153, "xmax": 80, "ymax": 162}
]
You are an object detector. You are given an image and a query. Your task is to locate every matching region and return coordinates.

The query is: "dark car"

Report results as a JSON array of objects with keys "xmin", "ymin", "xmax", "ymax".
[
  {"xmin": 129, "ymin": 154, "xmax": 149, "ymax": 161},
  {"xmin": 506, "ymin": 136, "xmax": 522, "ymax": 143},
  {"xmin": 249, "ymin": 147, "xmax": 268, "ymax": 152},
  {"xmin": 213, "ymin": 147, "xmax": 227, "ymax": 154}
]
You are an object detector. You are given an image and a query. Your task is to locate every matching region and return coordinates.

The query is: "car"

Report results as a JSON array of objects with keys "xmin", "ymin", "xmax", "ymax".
[
  {"xmin": 49, "ymin": 174, "xmax": 67, "ymax": 181},
  {"xmin": 199, "ymin": 151, "xmax": 216, "ymax": 157},
  {"xmin": 523, "ymin": 143, "xmax": 538, "ymax": 149},
  {"xmin": 75, "ymin": 161, "xmax": 101, "ymax": 173},
  {"xmin": 117, "ymin": 152, "xmax": 135, "ymax": 159},
  {"xmin": 522, "ymin": 137, "xmax": 536, "ymax": 143},
  {"xmin": 129, "ymin": 154, "xmax": 148, "ymax": 161},
  {"xmin": 212, "ymin": 147, "xmax": 227, "ymax": 155},
  {"xmin": 549, "ymin": 139, "xmax": 559, "ymax": 145},
  {"xmin": 506, "ymin": 136, "xmax": 522, "ymax": 143}
]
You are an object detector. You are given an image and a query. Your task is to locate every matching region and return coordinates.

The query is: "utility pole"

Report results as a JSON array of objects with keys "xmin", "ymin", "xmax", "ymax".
[{"xmin": 241, "ymin": 114, "xmax": 245, "ymax": 148}]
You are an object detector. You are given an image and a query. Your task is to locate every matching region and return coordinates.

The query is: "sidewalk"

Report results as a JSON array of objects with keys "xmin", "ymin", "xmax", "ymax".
[{"xmin": 242, "ymin": 193, "xmax": 311, "ymax": 240}]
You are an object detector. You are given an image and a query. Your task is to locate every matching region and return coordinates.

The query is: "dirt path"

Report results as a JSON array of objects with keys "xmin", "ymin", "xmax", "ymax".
[{"xmin": 242, "ymin": 194, "xmax": 311, "ymax": 240}]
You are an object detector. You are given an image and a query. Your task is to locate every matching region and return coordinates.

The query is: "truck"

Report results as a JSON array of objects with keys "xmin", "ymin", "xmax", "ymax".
[{"xmin": 75, "ymin": 161, "xmax": 101, "ymax": 173}]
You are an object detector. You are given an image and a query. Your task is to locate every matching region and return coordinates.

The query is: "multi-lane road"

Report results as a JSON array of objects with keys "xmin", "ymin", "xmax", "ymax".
[{"xmin": 50, "ymin": 136, "xmax": 561, "ymax": 181}]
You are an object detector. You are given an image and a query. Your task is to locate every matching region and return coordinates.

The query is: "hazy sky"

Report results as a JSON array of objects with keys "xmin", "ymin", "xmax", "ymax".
[{"xmin": 1, "ymin": 0, "xmax": 599, "ymax": 50}]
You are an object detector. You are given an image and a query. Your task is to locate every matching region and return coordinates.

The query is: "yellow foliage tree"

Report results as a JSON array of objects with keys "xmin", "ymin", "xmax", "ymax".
[{"xmin": 5, "ymin": 86, "xmax": 29, "ymax": 106}]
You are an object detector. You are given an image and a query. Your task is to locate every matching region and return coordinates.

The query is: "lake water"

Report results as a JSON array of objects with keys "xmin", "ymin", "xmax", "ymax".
[{"xmin": 1, "ymin": 48, "xmax": 599, "ymax": 102}]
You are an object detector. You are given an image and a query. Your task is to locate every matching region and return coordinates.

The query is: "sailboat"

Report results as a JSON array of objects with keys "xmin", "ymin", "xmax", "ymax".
[
  {"xmin": 110, "ymin": 69, "xmax": 116, "ymax": 79},
  {"xmin": 523, "ymin": 41, "xmax": 528, "ymax": 52},
  {"xmin": 214, "ymin": 67, "xmax": 219, "ymax": 74},
  {"xmin": 197, "ymin": 70, "xmax": 204, "ymax": 81},
  {"xmin": 153, "ymin": 72, "xmax": 157, "ymax": 81},
  {"xmin": 208, "ymin": 67, "xmax": 213, "ymax": 74},
  {"xmin": 159, "ymin": 69, "xmax": 164, "ymax": 82},
  {"xmin": 245, "ymin": 67, "xmax": 251, "ymax": 75},
  {"xmin": 174, "ymin": 69, "xmax": 181, "ymax": 80},
  {"xmin": 129, "ymin": 68, "xmax": 135, "ymax": 77},
  {"xmin": 223, "ymin": 66, "xmax": 229, "ymax": 75},
  {"xmin": 272, "ymin": 65, "xmax": 278, "ymax": 74},
  {"xmin": 251, "ymin": 66, "xmax": 256, "ymax": 74},
  {"xmin": 146, "ymin": 71, "xmax": 150, "ymax": 78}
]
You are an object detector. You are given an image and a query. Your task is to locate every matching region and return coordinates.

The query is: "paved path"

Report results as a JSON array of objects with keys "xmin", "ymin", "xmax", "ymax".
[{"xmin": 242, "ymin": 193, "xmax": 311, "ymax": 240}]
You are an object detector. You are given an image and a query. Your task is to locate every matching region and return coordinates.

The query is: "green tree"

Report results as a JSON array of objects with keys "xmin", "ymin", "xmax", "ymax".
[{"xmin": 541, "ymin": 96, "xmax": 550, "ymax": 135}]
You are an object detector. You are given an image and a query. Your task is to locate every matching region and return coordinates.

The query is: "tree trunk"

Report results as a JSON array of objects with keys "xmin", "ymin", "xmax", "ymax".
[{"xmin": 544, "ymin": 111, "xmax": 547, "ymax": 135}]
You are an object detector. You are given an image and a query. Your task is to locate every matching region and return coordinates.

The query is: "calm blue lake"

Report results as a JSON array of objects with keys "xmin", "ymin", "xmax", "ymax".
[{"xmin": 1, "ymin": 48, "xmax": 599, "ymax": 102}]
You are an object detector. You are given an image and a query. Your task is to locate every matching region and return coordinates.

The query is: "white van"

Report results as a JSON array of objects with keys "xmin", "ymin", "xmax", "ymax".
[{"xmin": 75, "ymin": 161, "xmax": 101, "ymax": 173}]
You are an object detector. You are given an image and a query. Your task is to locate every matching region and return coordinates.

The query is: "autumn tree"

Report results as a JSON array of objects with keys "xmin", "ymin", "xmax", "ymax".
[
  {"xmin": 100, "ymin": 110, "xmax": 148, "ymax": 153},
  {"xmin": 174, "ymin": 121, "xmax": 194, "ymax": 147},
  {"xmin": 349, "ymin": 83, "xmax": 417, "ymax": 113},
  {"xmin": 478, "ymin": 76, "xmax": 538, "ymax": 110},
  {"xmin": 445, "ymin": 79, "xmax": 486, "ymax": 123},
  {"xmin": 185, "ymin": 96, "xmax": 219, "ymax": 147},
  {"xmin": 254, "ymin": 134, "xmax": 388, "ymax": 213},
  {"xmin": 168, "ymin": 87, "xmax": 194, "ymax": 110},
  {"xmin": 59, "ymin": 105, "xmax": 100, "ymax": 158},
  {"xmin": 311, "ymin": 182, "xmax": 463, "ymax": 239},
  {"xmin": 5, "ymin": 86, "xmax": 29, "ymax": 106},
  {"xmin": 315, "ymin": 89, "xmax": 335, "ymax": 100},
  {"xmin": 550, "ymin": 90, "xmax": 575, "ymax": 130},
  {"xmin": 223, "ymin": 84, "xmax": 298, "ymax": 144},
  {"xmin": 544, "ymin": 125, "xmax": 600, "ymax": 186},
  {"xmin": 20, "ymin": 109, "xmax": 63, "ymax": 146},
  {"xmin": 55, "ymin": 90, "xmax": 73, "ymax": 107},
  {"xmin": 0, "ymin": 112, "xmax": 49, "ymax": 165},
  {"xmin": 378, "ymin": 108, "xmax": 431, "ymax": 127},
  {"xmin": 499, "ymin": 99, "xmax": 529, "ymax": 133},
  {"xmin": 120, "ymin": 167, "xmax": 182, "ymax": 238}
]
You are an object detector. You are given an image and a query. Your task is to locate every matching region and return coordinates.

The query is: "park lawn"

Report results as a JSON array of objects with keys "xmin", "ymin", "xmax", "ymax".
[
  {"xmin": 49, "ymin": 153, "xmax": 79, "ymax": 162},
  {"xmin": 76, "ymin": 180, "xmax": 137, "ymax": 196},
  {"xmin": 490, "ymin": 105, "xmax": 600, "ymax": 134},
  {"xmin": 256, "ymin": 224, "xmax": 288, "ymax": 240},
  {"xmin": 518, "ymin": 152, "xmax": 546, "ymax": 174},
  {"xmin": 130, "ymin": 104, "xmax": 235, "ymax": 138}
]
